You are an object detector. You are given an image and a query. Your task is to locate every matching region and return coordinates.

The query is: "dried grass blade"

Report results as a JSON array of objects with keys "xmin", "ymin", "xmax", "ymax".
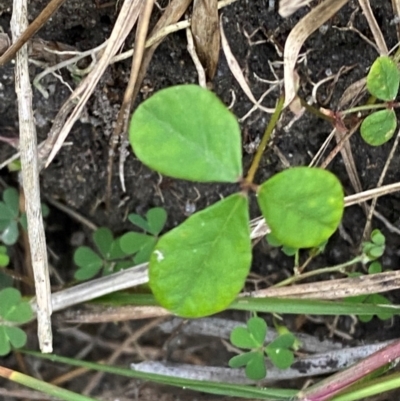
[
  {"xmin": 191, "ymin": 0, "xmax": 220, "ymax": 79},
  {"xmin": 283, "ymin": 0, "xmax": 349, "ymax": 108}
]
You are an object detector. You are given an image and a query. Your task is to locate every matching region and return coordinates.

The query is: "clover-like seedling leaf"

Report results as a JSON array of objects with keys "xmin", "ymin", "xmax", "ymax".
[
  {"xmin": 367, "ymin": 56, "xmax": 399, "ymax": 101},
  {"xmin": 128, "ymin": 213, "xmax": 151, "ymax": 232},
  {"xmin": 0, "ymin": 326, "xmax": 28, "ymax": 356},
  {"xmin": 129, "ymin": 85, "xmax": 243, "ymax": 182},
  {"xmin": 247, "ymin": 317, "xmax": 267, "ymax": 346},
  {"xmin": 245, "ymin": 351, "xmax": 266, "ymax": 380},
  {"xmin": 93, "ymin": 227, "xmax": 114, "ymax": 258},
  {"xmin": 231, "ymin": 326, "xmax": 260, "ymax": 349},
  {"xmin": 0, "ymin": 246, "xmax": 9, "ymax": 267},
  {"xmin": 361, "ymin": 109, "xmax": 397, "ymax": 146},
  {"xmin": 133, "ymin": 238, "xmax": 157, "ymax": 264},
  {"xmin": 229, "ymin": 351, "xmax": 255, "ymax": 368},
  {"xmin": 74, "ymin": 246, "xmax": 103, "ymax": 280},
  {"xmin": 266, "ymin": 347, "xmax": 294, "ymax": 370},
  {"xmin": 368, "ymin": 261, "xmax": 382, "ymax": 275},
  {"xmin": 258, "ymin": 167, "xmax": 344, "ymax": 249},
  {"xmin": 1, "ymin": 221, "xmax": 19, "ymax": 246},
  {"xmin": 2, "ymin": 188, "xmax": 19, "ymax": 218},
  {"xmin": 120, "ymin": 232, "xmax": 155, "ymax": 255},
  {"xmin": 0, "ymin": 287, "xmax": 33, "ymax": 323},
  {"xmin": 371, "ymin": 229, "xmax": 385, "ymax": 247},
  {"xmin": 146, "ymin": 207, "xmax": 167, "ymax": 236},
  {"xmin": 149, "ymin": 193, "xmax": 251, "ymax": 317}
]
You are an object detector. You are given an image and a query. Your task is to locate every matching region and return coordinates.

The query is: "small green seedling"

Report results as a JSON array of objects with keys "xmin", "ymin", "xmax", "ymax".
[
  {"xmin": 362, "ymin": 228, "xmax": 385, "ymax": 261},
  {"xmin": 74, "ymin": 227, "xmax": 131, "ymax": 280},
  {"xmin": 229, "ymin": 316, "xmax": 296, "ymax": 380},
  {"xmin": 360, "ymin": 56, "xmax": 400, "ymax": 146},
  {"xmin": 0, "ymin": 187, "xmax": 49, "ymax": 245},
  {"xmin": 119, "ymin": 207, "xmax": 167, "ymax": 264},
  {"xmin": 346, "ymin": 261, "xmax": 394, "ymax": 322},
  {"xmin": 129, "ymin": 85, "xmax": 345, "ymax": 318},
  {"xmin": 0, "ymin": 287, "xmax": 33, "ymax": 356}
]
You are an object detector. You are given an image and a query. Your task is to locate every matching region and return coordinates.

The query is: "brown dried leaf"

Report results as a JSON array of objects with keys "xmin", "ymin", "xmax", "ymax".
[
  {"xmin": 191, "ymin": 0, "xmax": 220, "ymax": 80},
  {"xmin": 283, "ymin": 0, "xmax": 349, "ymax": 109}
]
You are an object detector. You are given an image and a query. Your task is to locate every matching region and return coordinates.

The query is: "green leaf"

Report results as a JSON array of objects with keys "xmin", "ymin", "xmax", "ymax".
[
  {"xmin": 266, "ymin": 347, "xmax": 294, "ymax": 370},
  {"xmin": 371, "ymin": 229, "xmax": 385, "ymax": 246},
  {"xmin": 73, "ymin": 247, "xmax": 103, "ymax": 280},
  {"xmin": 119, "ymin": 232, "xmax": 155, "ymax": 255},
  {"xmin": 108, "ymin": 239, "xmax": 129, "ymax": 260},
  {"xmin": 247, "ymin": 317, "xmax": 267, "ymax": 346},
  {"xmin": 6, "ymin": 302, "xmax": 33, "ymax": 323},
  {"xmin": 282, "ymin": 246, "xmax": 297, "ymax": 256},
  {"xmin": 228, "ymin": 351, "xmax": 255, "ymax": 368},
  {"xmin": 146, "ymin": 208, "xmax": 167, "ymax": 235},
  {"xmin": 3, "ymin": 188, "xmax": 19, "ymax": 218},
  {"xmin": 0, "ymin": 246, "xmax": 9, "ymax": 267},
  {"xmin": 149, "ymin": 193, "xmax": 251, "ymax": 317},
  {"xmin": 93, "ymin": 227, "xmax": 113, "ymax": 258},
  {"xmin": 230, "ymin": 327, "xmax": 259, "ymax": 349},
  {"xmin": 129, "ymin": 85, "xmax": 242, "ymax": 183},
  {"xmin": 0, "ymin": 287, "xmax": 20, "ymax": 317},
  {"xmin": 128, "ymin": 213, "xmax": 151, "ymax": 232},
  {"xmin": 133, "ymin": 238, "xmax": 157, "ymax": 264},
  {"xmin": 266, "ymin": 233, "xmax": 283, "ymax": 247},
  {"xmin": 245, "ymin": 351, "xmax": 266, "ymax": 380},
  {"xmin": 5, "ymin": 326, "xmax": 27, "ymax": 348},
  {"xmin": 19, "ymin": 213, "xmax": 28, "ymax": 230},
  {"xmin": 0, "ymin": 327, "xmax": 10, "ymax": 356},
  {"xmin": 257, "ymin": 167, "xmax": 344, "ymax": 249},
  {"xmin": 1, "ymin": 221, "xmax": 19, "ymax": 245},
  {"xmin": 367, "ymin": 56, "xmax": 399, "ymax": 101},
  {"xmin": 41, "ymin": 203, "xmax": 50, "ymax": 218},
  {"xmin": 368, "ymin": 261, "xmax": 382, "ymax": 274},
  {"xmin": 361, "ymin": 109, "xmax": 397, "ymax": 146},
  {"xmin": 268, "ymin": 333, "xmax": 295, "ymax": 349}
]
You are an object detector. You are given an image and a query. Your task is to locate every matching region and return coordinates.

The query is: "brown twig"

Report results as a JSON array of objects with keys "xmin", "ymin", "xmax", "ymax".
[{"xmin": 0, "ymin": 0, "xmax": 67, "ymax": 66}]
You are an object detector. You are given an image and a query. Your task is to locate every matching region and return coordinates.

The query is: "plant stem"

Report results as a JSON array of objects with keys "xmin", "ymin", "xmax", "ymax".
[
  {"xmin": 273, "ymin": 256, "xmax": 363, "ymax": 288},
  {"xmin": 245, "ymin": 95, "xmax": 285, "ymax": 184},
  {"xmin": 299, "ymin": 97, "xmax": 335, "ymax": 123},
  {"xmin": 341, "ymin": 102, "xmax": 395, "ymax": 116}
]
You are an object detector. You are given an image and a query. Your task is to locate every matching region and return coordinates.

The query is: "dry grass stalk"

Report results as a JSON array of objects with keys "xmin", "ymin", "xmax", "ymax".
[{"xmin": 11, "ymin": 0, "xmax": 52, "ymax": 352}]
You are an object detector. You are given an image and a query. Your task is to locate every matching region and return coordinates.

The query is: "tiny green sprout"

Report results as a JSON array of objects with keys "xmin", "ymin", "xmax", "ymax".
[
  {"xmin": 119, "ymin": 207, "xmax": 167, "ymax": 264},
  {"xmin": 74, "ymin": 227, "xmax": 130, "ymax": 281},
  {"xmin": 362, "ymin": 229, "xmax": 385, "ymax": 262},
  {"xmin": 361, "ymin": 56, "xmax": 400, "ymax": 146},
  {"xmin": 0, "ymin": 287, "xmax": 33, "ymax": 356},
  {"xmin": 229, "ymin": 316, "xmax": 296, "ymax": 380}
]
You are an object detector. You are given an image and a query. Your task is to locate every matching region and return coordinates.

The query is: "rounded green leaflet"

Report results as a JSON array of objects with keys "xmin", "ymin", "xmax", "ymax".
[
  {"xmin": 245, "ymin": 351, "xmax": 266, "ymax": 380},
  {"xmin": 1, "ymin": 220, "xmax": 19, "ymax": 245},
  {"xmin": 360, "ymin": 109, "xmax": 397, "ymax": 146},
  {"xmin": 93, "ymin": 227, "xmax": 113, "ymax": 258},
  {"xmin": 0, "ymin": 287, "xmax": 21, "ymax": 318},
  {"xmin": 149, "ymin": 193, "xmax": 251, "ymax": 317},
  {"xmin": 266, "ymin": 347, "xmax": 294, "ymax": 370},
  {"xmin": 146, "ymin": 208, "xmax": 167, "ymax": 236},
  {"xmin": 229, "ymin": 351, "xmax": 254, "ymax": 368},
  {"xmin": 0, "ymin": 327, "xmax": 10, "ymax": 356},
  {"xmin": 74, "ymin": 247, "xmax": 103, "ymax": 280},
  {"xmin": 5, "ymin": 326, "xmax": 27, "ymax": 348},
  {"xmin": 367, "ymin": 56, "xmax": 399, "ymax": 101},
  {"xmin": 257, "ymin": 167, "xmax": 344, "ymax": 249},
  {"xmin": 129, "ymin": 85, "xmax": 243, "ymax": 183},
  {"xmin": 246, "ymin": 317, "xmax": 267, "ymax": 346},
  {"xmin": 231, "ymin": 326, "xmax": 259, "ymax": 349},
  {"xmin": 3, "ymin": 188, "xmax": 20, "ymax": 218}
]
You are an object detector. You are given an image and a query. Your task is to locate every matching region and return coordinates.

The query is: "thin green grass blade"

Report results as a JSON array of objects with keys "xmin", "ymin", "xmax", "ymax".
[
  {"xmin": 230, "ymin": 297, "xmax": 400, "ymax": 316},
  {"xmin": 0, "ymin": 365, "xmax": 100, "ymax": 401}
]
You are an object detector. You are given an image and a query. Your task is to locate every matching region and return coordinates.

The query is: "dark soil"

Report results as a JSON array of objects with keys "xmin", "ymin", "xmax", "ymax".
[{"xmin": 1, "ymin": 0, "xmax": 400, "ymax": 400}]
